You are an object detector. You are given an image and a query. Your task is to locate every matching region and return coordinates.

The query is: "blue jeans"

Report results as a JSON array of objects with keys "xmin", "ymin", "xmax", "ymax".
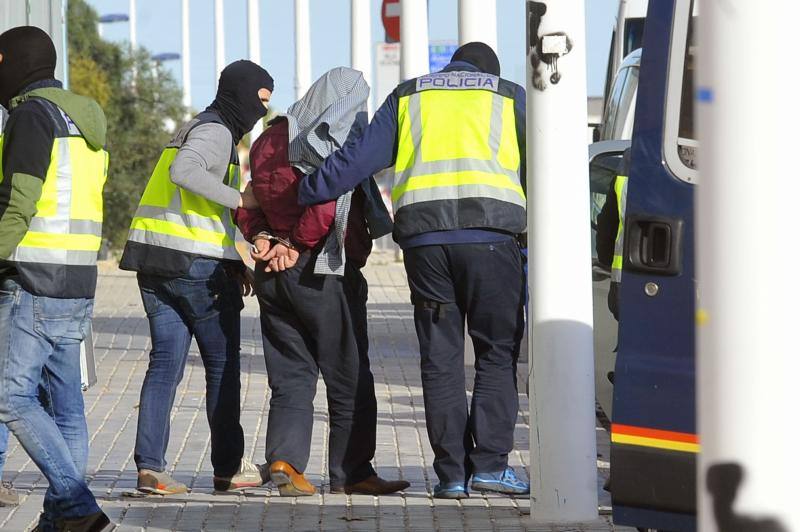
[
  {"xmin": 0, "ymin": 277, "xmax": 100, "ymax": 524},
  {"xmin": 134, "ymin": 258, "xmax": 245, "ymax": 477},
  {"xmin": 0, "ymin": 422, "xmax": 8, "ymax": 474}
]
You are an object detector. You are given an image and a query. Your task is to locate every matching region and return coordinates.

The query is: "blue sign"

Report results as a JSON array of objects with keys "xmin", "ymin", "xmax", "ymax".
[{"xmin": 429, "ymin": 42, "xmax": 459, "ymax": 73}]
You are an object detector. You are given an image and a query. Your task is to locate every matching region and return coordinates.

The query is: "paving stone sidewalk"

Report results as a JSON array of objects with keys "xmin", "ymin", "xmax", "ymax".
[{"xmin": 0, "ymin": 252, "xmax": 628, "ymax": 531}]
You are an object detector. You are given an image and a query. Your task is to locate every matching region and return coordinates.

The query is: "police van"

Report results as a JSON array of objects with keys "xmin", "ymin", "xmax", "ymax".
[{"xmin": 589, "ymin": 0, "xmax": 698, "ymax": 529}]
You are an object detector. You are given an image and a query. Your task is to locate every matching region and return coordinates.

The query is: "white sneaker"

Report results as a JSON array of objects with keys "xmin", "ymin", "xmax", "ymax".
[{"xmin": 213, "ymin": 458, "xmax": 268, "ymax": 491}]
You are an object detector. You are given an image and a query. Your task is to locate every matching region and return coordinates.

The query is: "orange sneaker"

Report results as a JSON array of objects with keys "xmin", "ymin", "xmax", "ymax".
[{"xmin": 269, "ymin": 461, "xmax": 316, "ymax": 497}]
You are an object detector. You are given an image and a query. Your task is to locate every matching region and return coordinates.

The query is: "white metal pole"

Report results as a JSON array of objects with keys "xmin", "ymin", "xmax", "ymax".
[
  {"xmin": 214, "ymin": 0, "xmax": 225, "ymax": 85},
  {"xmin": 399, "ymin": 0, "xmax": 429, "ymax": 81},
  {"xmin": 247, "ymin": 0, "xmax": 263, "ymax": 142},
  {"xmin": 181, "ymin": 0, "xmax": 191, "ymax": 109},
  {"xmin": 458, "ymin": 0, "xmax": 497, "ymax": 51},
  {"xmin": 129, "ymin": 0, "xmax": 138, "ymax": 84},
  {"xmin": 697, "ymin": 2, "xmax": 800, "ymax": 531},
  {"xmin": 350, "ymin": 0, "xmax": 373, "ymax": 113},
  {"xmin": 97, "ymin": 22, "xmax": 103, "ymax": 39},
  {"xmin": 526, "ymin": 0, "xmax": 598, "ymax": 523},
  {"xmin": 61, "ymin": 0, "xmax": 69, "ymax": 89},
  {"xmin": 128, "ymin": 0, "xmax": 137, "ymax": 49},
  {"xmin": 294, "ymin": 0, "xmax": 311, "ymax": 101}
]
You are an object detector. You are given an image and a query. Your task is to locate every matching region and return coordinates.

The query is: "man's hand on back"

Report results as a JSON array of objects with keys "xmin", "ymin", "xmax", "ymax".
[{"xmin": 263, "ymin": 243, "xmax": 300, "ymax": 272}]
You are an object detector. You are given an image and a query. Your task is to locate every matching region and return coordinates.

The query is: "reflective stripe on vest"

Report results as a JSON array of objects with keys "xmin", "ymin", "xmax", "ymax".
[
  {"xmin": 127, "ymin": 145, "xmax": 242, "ymax": 261},
  {"xmin": 611, "ymin": 175, "xmax": 628, "ymax": 283},
  {"xmin": 0, "ymin": 132, "xmax": 108, "ymax": 266},
  {"xmin": 393, "ymin": 71, "xmax": 525, "ymax": 213}
]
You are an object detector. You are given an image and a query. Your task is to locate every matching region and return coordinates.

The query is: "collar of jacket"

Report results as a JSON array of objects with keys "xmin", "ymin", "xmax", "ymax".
[
  {"xmin": 9, "ymin": 78, "xmax": 63, "ymax": 110},
  {"xmin": 441, "ymin": 61, "xmax": 481, "ymax": 73}
]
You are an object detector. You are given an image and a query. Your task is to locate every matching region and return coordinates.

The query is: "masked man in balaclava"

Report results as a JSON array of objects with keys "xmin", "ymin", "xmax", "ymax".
[
  {"xmin": 0, "ymin": 27, "xmax": 113, "ymax": 531},
  {"xmin": 119, "ymin": 60, "xmax": 271, "ymax": 495}
]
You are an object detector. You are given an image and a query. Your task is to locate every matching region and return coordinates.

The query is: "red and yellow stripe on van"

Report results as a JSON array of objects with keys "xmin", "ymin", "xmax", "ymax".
[{"xmin": 611, "ymin": 424, "xmax": 700, "ymax": 453}]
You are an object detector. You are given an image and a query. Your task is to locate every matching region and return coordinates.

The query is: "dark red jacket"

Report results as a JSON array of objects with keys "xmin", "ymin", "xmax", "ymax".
[{"xmin": 236, "ymin": 117, "xmax": 371, "ymax": 268}]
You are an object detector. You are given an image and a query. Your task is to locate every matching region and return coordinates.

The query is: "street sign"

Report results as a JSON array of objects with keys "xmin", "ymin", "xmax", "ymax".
[
  {"xmin": 429, "ymin": 42, "xmax": 458, "ymax": 72},
  {"xmin": 382, "ymin": 0, "xmax": 400, "ymax": 43},
  {"xmin": 375, "ymin": 42, "xmax": 400, "ymax": 107}
]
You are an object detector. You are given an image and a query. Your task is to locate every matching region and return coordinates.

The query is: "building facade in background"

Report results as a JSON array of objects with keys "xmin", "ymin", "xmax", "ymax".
[{"xmin": 0, "ymin": 0, "xmax": 67, "ymax": 129}]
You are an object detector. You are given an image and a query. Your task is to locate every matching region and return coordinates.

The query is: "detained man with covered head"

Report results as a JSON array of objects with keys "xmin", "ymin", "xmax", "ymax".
[
  {"xmin": 0, "ymin": 26, "xmax": 113, "ymax": 530},
  {"xmin": 296, "ymin": 42, "xmax": 529, "ymax": 498},
  {"xmin": 235, "ymin": 67, "xmax": 406, "ymax": 497},
  {"xmin": 119, "ymin": 59, "xmax": 273, "ymax": 496}
]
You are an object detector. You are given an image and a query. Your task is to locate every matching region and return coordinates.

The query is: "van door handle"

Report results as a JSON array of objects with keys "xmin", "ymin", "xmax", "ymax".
[{"xmin": 624, "ymin": 215, "xmax": 684, "ymax": 276}]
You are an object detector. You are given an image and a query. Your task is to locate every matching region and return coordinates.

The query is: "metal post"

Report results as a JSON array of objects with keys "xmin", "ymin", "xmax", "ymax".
[
  {"xmin": 350, "ymin": 0, "xmax": 373, "ymax": 113},
  {"xmin": 62, "ymin": 0, "xmax": 69, "ymax": 89},
  {"xmin": 458, "ymin": 0, "xmax": 497, "ymax": 51},
  {"xmin": 294, "ymin": 0, "xmax": 311, "ymax": 101},
  {"xmin": 214, "ymin": 0, "xmax": 225, "ymax": 84},
  {"xmin": 129, "ymin": 0, "xmax": 137, "ymax": 84},
  {"xmin": 399, "ymin": 0, "xmax": 429, "ymax": 81},
  {"xmin": 128, "ymin": 0, "xmax": 136, "ymax": 49},
  {"xmin": 526, "ymin": 0, "xmax": 598, "ymax": 523},
  {"xmin": 181, "ymin": 0, "xmax": 191, "ymax": 109},
  {"xmin": 697, "ymin": 3, "xmax": 800, "ymax": 531},
  {"xmin": 247, "ymin": 0, "xmax": 263, "ymax": 142}
]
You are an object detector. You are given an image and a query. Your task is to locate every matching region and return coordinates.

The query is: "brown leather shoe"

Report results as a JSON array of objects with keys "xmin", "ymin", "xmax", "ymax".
[
  {"xmin": 269, "ymin": 461, "xmax": 316, "ymax": 497},
  {"xmin": 331, "ymin": 475, "xmax": 410, "ymax": 495}
]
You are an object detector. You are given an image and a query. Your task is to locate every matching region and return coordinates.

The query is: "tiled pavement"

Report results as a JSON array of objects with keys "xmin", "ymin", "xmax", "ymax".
[{"xmin": 0, "ymin": 252, "xmax": 630, "ymax": 531}]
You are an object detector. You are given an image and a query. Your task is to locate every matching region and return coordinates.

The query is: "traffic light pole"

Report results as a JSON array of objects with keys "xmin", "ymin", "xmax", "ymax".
[
  {"xmin": 458, "ymin": 0, "xmax": 497, "ymax": 51},
  {"xmin": 399, "ymin": 0, "xmax": 429, "ymax": 81},
  {"xmin": 294, "ymin": 0, "xmax": 311, "ymax": 100},
  {"xmin": 214, "ymin": 0, "xmax": 224, "ymax": 83},
  {"xmin": 525, "ymin": 0, "xmax": 598, "ymax": 523},
  {"xmin": 350, "ymin": 0, "xmax": 373, "ymax": 114},
  {"xmin": 697, "ymin": 2, "xmax": 800, "ymax": 530},
  {"xmin": 181, "ymin": 0, "xmax": 191, "ymax": 110},
  {"xmin": 247, "ymin": 0, "xmax": 263, "ymax": 141}
]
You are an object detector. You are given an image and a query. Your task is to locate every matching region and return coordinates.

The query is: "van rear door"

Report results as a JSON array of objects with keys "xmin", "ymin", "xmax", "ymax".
[{"xmin": 611, "ymin": 0, "xmax": 698, "ymax": 530}]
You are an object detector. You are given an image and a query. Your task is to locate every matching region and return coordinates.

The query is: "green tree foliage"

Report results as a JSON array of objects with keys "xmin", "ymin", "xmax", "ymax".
[{"xmin": 68, "ymin": 0, "xmax": 187, "ymax": 250}]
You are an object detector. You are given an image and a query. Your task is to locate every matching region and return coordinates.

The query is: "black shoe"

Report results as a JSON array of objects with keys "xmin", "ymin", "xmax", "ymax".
[{"xmin": 56, "ymin": 511, "xmax": 114, "ymax": 532}]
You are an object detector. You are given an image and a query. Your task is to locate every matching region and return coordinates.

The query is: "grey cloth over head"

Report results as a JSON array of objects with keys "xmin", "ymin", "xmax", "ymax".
[{"xmin": 285, "ymin": 67, "xmax": 370, "ymax": 276}]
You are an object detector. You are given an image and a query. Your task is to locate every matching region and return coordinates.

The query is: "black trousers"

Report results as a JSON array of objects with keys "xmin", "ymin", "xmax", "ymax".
[
  {"xmin": 255, "ymin": 252, "xmax": 377, "ymax": 487},
  {"xmin": 403, "ymin": 239, "xmax": 525, "ymax": 485}
]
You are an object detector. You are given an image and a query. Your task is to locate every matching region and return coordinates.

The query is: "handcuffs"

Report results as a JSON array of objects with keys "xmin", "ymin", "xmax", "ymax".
[{"xmin": 253, "ymin": 231, "xmax": 296, "ymax": 251}]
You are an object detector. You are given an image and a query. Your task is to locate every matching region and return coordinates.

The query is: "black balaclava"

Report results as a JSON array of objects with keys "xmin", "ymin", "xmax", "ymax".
[
  {"xmin": 0, "ymin": 26, "xmax": 57, "ymax": 109},
  {"xmin": 451, "ymin": 42, "xmax": 501, "ymax": 76},
  {"xmin": 206, "ymin": 60, "xmax": 274, "ymax": 144}
]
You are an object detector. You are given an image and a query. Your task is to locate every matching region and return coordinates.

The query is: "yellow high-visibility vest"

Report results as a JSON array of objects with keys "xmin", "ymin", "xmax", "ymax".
[
  {"xmin": 126, "ymin": 114, "xmax": 242, "ymax": 262},
  {"xmin": 611, "ymin": 175, "xmax": 628, "ymax": 283},
  {"xmin": 1, "ymin": 124, "xmax": 108, "ymax": 268},
  {"xmin": 391, "ymin": 70, "xmax": 526, "ymax": 239}
]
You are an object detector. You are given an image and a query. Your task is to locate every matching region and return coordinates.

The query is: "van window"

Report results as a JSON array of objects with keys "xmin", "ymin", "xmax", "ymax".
[
  {"xmin": 663, "ymin": 0, "xmax": 698, "ymax": 182},
  {"xmin": 613, "ymin": 66, "xmax": 639, "ymax": 139},
  {"xmin": 677, "ymin": 18, "xmax": 697, "ymax": 169},
  {"xmin": 602, "ymin": 67, "xmax": 629, "ymax": 140},
  {"xmin": 624, "ymin": 18, "xmax": 646, "ymax": 57},
  {"xmin": 603, "ymin": 28, "xmax": 617, "ymax": 107}
]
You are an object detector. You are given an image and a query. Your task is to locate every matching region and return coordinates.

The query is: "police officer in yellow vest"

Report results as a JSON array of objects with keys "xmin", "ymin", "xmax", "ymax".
[
  {"xmin": 119, "ymin": 61, "xmax": 271, "ymax": 495},
  {"xmin": 0, "ymin": 27, "xmax": 113, "ymax": 530},
  {"xmin": 596, "ymin": 149, "xmax": 631, "ymax": 321},
  {"xmin": 297, "ymin": 43, "xmax": 529, "ymax": 498}
]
